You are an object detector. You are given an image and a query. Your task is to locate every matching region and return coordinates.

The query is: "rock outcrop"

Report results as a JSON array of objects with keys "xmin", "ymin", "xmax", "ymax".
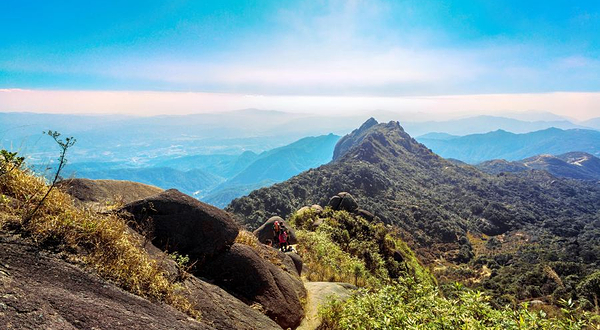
[
  {"xmin": 0, "ymin": 234, "xmax": 212, "ymax": 330},
  {"xmin": 296, "ymin": 204, "xmax": 324, "ymax": 216},
  {"xmin": 132, "ymin": 230, "xmax": 284, "ymax": 330},
  {"xmin": 253, "ymin": 216, "xmax": 297, "ymax": 245},
  {"xmin": 119, "ymin": 189, "xmax": 239, "ymax": 260},
  {"xmin": 58, "ymin": 178, "xmax": 162, "ymax": 207},
  {"xmin": 183, "ymin": 277, "xmax": 282, "ymax": 330},
  {"xmin": 200, "ymin": 243, "xmax": 307, "ymax": 329},
  {"xmin": 327, "ymin": 192, "xmax": 359, "ymax": 212},
  {"xmin": 286, "ymin": 252, "xmax": 303, "ymax": 276}
]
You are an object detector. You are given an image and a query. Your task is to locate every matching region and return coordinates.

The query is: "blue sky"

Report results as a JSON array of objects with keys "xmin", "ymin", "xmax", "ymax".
[{"xmin": 1, "ymin": 0, "xmax": 599, "ymax": 118}]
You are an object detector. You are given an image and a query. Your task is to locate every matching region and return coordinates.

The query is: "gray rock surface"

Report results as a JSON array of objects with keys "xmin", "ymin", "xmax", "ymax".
[
  {"xmin": 201, "ymin": 243, "xmax": 307, "ymax": 329},
  {"xmin": 0, "ymin": 234, "xmax": 212, "ymax": 330},
  {"xmin": 120, "ymin": 189, "xmax": 239, "ymax": 260}
]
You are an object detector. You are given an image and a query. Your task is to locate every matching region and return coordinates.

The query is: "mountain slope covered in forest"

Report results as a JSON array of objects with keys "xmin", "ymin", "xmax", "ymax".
[{"xmin": 228, "ymin": 118, "xmax": 600, "ymax": 306}]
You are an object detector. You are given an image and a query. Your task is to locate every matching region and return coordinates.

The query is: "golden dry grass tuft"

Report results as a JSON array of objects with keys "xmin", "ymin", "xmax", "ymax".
[
  {"xmin": 0, "ymin": 166, "xmax": 199, "ymax": 318},
  {"xmin": 234, "ymin": 229, "xmax": 289, "ymax": 269}
]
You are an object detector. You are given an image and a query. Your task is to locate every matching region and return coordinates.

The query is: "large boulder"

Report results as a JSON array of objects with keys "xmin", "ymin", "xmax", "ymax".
[
  {"xmin": 119, "ymin": 189, "xmax": 239, "ymax": 260},
  {"xmin": 201, "ymin": 244, "xmax": 307, "ymax": 329},
  {"xmin": 296, "ymin": 204, "xmax": 324, "ymax": 216},
  {"xmin": 137, "ymin": 235, "xmax": 283, "ymax": 330},
  {"xmin": 327, "ymin": 192, "xmax": 359, "ymax": 212},
  {"xmin": 183, "ymin": 277, "xmax": 282, "ymax": 330},
  {"xmin": 250, "ymin": 242, "xmax": 301, "ymax": 277},
  {"xmin": 253, "ymin": 216, "xmax": 297, "ymax": 245},
  {"xmin": 356, "ymin": 208, "xmax": 376, "ymax": 222},
  {"xmin": 58, "ymin": 178, "xmax": 162, "ymax": 210},
  {"xmin": 286, "ymin": 252, "xmax": 303, "ymax": 276}
]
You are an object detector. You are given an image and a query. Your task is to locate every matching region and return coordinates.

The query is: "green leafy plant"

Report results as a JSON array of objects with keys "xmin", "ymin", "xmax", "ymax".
[
  {"xmin": 0, "ymin": 149, "xmax": 24, "ymax": 177},
  {"xmin": 319, "ymin": 277, "xmax": 598, "ymax": 330}
]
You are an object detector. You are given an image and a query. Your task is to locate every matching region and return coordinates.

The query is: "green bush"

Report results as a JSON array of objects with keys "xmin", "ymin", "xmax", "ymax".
[
  {"xmin": 319, "ymin": 277, "xmax": 597, "ymax": 330},
  {"xmin": 291, "ymin": 207, "xmax": 435, "ymax": 287}
]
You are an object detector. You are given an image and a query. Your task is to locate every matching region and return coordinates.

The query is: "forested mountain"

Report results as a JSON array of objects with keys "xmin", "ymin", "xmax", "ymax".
[
  {"xmin": 203, "ymin": 134, "xmax": 340, "ymax": 207},
  {"xmin": 478, "ymin": 152, "xmax": 600, "ymax": 181},
  {"xmin": 417, "ymin": 127, "xmax": 600, "ymax": 163},
  {"xmin": 228, "ymin": 119, "xmax": 600, "ymax": 305}
]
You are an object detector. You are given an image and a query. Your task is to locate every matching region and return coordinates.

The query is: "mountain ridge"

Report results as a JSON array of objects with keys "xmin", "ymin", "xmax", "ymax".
[
  {"xmin": 417, "ymin": 127, "xmax": 600, "ymax": 163},
  {"xmin": 478, "ymin": 151, "xmax": 600, "ymax": 180}
]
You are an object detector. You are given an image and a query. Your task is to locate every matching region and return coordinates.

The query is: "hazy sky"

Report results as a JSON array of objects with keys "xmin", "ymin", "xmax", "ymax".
[{"xmin": 1, "ymin": 1, "xmax": 599, "ymax": 119}]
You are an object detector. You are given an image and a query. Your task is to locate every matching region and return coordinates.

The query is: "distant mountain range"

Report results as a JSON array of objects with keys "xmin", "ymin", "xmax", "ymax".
[
  {"xmin": 2, "ymin": 111, "xmax": 597, "ymax": 165},
  {"xmin": 582, "ymin": 117, "xmax": 600, "ymax": 130},
  {"xmin": 402, "ymin": 115, "xmax": 590, "ymax": 136},
  {"xmin": 4, "ymin": 110, "xmax": 600, "ymax": 207},
  {"xmin": 60, "ymin": 133, "xmax": 340, "ymax": 206},
  {"xmin": 478, "ymin": 152, "xmax": 600, "ymax": 181},
  {"xmin": 417, "ymin": 127, "xmax": 600, "ymax": 164}
]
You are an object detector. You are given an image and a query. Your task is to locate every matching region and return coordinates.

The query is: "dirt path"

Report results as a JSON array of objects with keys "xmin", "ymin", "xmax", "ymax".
[{"xmin": 297, "ymin": 282, "xmax": 356, "ymax": 330}]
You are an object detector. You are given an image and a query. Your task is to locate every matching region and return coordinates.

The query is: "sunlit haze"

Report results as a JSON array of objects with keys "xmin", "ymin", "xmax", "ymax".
[{"xmin": 1, "ymin": 1, "xmax": 600, "ymax": 119}]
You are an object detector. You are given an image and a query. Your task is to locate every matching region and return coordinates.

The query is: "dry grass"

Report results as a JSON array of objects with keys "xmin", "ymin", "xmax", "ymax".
[
  {"xmin": 0, "ymin": 166, "xmax": 200, "ymax": 318},
  {"xmin": 234, "ymin": 229, "xmax": 262, "ymax": 248},
  {"xmin": 234, "ymin": 230, "xmax": 287, "ymax": 269}
]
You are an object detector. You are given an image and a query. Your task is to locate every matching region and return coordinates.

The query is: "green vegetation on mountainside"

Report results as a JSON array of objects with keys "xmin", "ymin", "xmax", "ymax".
[
  {"xmin": 287, "ymin": 207, "xmax": 598, "ymax": 329},
  {"xmin": 319, "ymin": 277, "xmax": 599, "ymax": 330},
  {"xmin": 229, "ymin": 119, "xmax": 600, "ymax": 309},
  {"xmin": 290, "ymin": 208, "xmax": 434, "ymax": 287}
]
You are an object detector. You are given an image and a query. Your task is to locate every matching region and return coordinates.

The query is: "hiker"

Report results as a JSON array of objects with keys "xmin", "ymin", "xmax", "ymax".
[
  {"xmin": 273, "ymin": 220, "xmax": 281, "ymax": 248},
  {"xmin": 279, "ymin": 229, "xmax": 288, "ymax": 252}
]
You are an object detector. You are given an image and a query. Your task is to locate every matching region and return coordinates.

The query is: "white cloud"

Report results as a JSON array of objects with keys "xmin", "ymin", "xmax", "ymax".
[{"xmin": 1, "ymin": 90, "xmax": 599, "ymax": 121}]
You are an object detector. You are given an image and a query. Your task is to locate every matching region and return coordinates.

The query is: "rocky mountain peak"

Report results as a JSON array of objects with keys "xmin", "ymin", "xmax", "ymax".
[
  {"xmin": 332, "ymin": 118, "xmax": 379, "ymax": 161},
  {"xmin": 334, "ymin": 118, "xmax": 432, "ymax": 165}
]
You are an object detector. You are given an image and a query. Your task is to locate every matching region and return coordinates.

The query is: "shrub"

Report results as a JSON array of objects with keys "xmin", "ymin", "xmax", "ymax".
[
  {"xmin": 291, "ymin": 207, "xmax": 435, "ymax": 287},
  {"xmin": 319, "ymin": 277, "xmax": 598, "ymax": 330}
]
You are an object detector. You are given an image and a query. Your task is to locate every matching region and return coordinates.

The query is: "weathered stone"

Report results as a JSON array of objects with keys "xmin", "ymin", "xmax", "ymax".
[
  {"xmin": 286, "ymin": 252, "xmax": 303, "ymax": 276},
  {"xmin": 200, "ymin": 244, "xmax": 306, "ymax": 329},
  {"xmin": 120, "ymin": 189, "xmax": 239, "ymax": 260},
  {"xmin": 0, "ymin": 235, "xmax": 212, "ymax": 330}
]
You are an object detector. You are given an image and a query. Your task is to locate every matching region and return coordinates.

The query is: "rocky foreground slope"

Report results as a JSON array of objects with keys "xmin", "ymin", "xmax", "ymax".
[
  {"xmin": 0, "ymin": 168, "xmax": 308, "ymax": 329},
  {"xmin": 0, "ymin": 234, "xmax": 210, "ymax": 330}
]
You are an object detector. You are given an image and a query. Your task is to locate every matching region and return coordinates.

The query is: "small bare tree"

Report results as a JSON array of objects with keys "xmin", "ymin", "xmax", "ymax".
[{"xmin": 24, "ymin": 130, "xmax": 76, "ymax": 224}]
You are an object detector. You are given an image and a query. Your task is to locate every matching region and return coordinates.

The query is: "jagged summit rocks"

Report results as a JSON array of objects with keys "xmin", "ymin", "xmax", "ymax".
[
  {"xmin": 119, "ymin": 188, "xmax": 239, "ymax": 260},
  {"xmin": 332, "ymin": 117, "xmax": 379, "ymax": 161}
]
